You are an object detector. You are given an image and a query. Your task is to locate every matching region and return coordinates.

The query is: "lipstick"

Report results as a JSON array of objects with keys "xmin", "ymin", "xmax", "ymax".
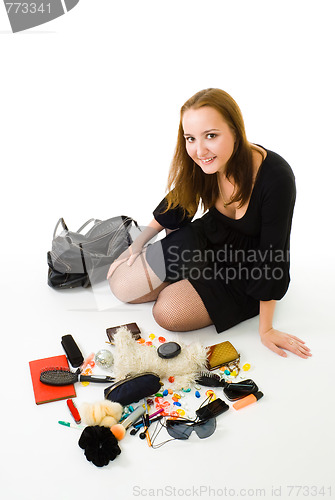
[
  {"xmin": 67, "ymin": 399, "xmax": 81, "ymax": 424},
  {"xmin": 232, "ymin": 391, "xmax": 264, "ymax": 410}
]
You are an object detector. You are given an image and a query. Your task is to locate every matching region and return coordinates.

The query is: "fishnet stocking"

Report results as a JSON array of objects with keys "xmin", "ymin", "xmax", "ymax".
[
  {"xmin": 109, "ymin": 249, "xmax": 168, "ymax": 304},
  {"xmin": 152, "ymin": 279, "xmax": 213, "ymax": 331},
  {"xmin": 109, "ymin": 250, "xmax": 213, "ymax": 331}
]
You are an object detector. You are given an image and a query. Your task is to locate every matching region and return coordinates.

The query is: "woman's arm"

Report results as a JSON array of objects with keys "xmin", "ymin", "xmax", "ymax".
[
  {"xmin": 259, "ymin": 300, "xmax": 312, "ymax": 359},
  {"xmin": 107, "ymin": 219, "xmax": 164, "ymax": 279}
]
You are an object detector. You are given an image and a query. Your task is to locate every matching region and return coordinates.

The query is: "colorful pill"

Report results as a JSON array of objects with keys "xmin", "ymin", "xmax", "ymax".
[
  {"xmin": 168, "ymin": 376, "xmax": 175, "ymax": 383},
  {"xmin": 149, "ymin": 334, "xmax": 155, "ymax": 340},
  {"xmin": 158, "ymin": 336, "xmax": 166, "ymax": 343},
  {"xmin": 162, "ymin": 389, "xmax": 168, "ymax": 397},
  {"xmin": 243, "ymin": 363, "xmax": 251, "ymax": 371},
  {"xmin": 224, "ymin": 369, "xmax": 230, "ymax": 375},
  {"xmin": 195, "ymin": 391, "xmax": 201, "ymax": 398},
  {"xmin": 177, "ymin": 409, "xmax": 186, "ymax": 416}
]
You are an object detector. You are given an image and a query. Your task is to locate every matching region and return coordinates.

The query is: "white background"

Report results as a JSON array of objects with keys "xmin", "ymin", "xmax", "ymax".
[{"xmin": 1, "ymin": 1, "xmax": 334, "ymax": 499}]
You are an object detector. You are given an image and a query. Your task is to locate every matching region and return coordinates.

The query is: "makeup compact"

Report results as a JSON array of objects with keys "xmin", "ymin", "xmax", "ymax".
[{"xmin": 157, "ymin": 342, "xmax": 181, "ymax": 359}]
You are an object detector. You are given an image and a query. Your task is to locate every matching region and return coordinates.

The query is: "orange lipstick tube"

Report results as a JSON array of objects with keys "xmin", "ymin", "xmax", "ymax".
[{"xmin": 233, "ymin": 391, "xmax": 264, "ymax": 410}]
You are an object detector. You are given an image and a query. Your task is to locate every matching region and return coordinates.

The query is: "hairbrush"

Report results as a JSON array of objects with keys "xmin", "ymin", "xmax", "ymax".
[
  {"xmin": 195, "ymin": 371, "xmax": 228, "ymax": 388},
  {"xmin": 40, "ymin": 367, "xmax": 115, "ymax": 386}
]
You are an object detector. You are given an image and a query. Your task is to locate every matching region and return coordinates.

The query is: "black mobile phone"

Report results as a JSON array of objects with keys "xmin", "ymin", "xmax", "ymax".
[
  {"xmin": 196, "ymin": 398, "xmax": 229, "ymax": 420},
  {"xmin": 223, "ymin": 379, "xmax": 258, "ymax": 401}
]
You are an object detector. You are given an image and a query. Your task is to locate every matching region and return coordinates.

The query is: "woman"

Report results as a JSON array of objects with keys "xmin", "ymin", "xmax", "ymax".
[{"xmin": 107, "ymin": 88, "xmax": 311, "ymax": 359}]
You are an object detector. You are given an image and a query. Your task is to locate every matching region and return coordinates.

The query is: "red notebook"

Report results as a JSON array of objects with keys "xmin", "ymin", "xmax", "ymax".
[{"xmin": 29, "ymin": 354, "xmax": 76, "ymax": 405}]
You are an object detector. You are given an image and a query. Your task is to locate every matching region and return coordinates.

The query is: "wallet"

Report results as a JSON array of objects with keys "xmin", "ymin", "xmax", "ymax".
[
  {"xmin": 104, "ymin": 372, "xmax": 162, "ymax": 406},
  {"xmin": 206, "ymin": 341, "xmax": 240, "ymax": 372},
  {"xmin": 106, "ymin": 322, "xmax": 141, "ymax": 344}
]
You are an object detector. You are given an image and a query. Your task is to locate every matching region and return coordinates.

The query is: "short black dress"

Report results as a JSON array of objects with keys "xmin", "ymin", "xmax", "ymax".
[{"xmin": 146, "ymin": 147, "xmax": 296, "ymax": 333}]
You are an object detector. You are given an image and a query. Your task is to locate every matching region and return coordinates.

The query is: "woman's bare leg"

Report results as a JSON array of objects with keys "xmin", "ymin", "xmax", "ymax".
[{"xmin": 108, "ymin": 249, "xmax": 169, "ymax": 303}]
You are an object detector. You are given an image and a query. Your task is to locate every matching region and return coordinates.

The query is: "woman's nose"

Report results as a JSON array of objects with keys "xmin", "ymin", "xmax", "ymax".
[{"xmin": 196, "ymin": 141, "xmax": 208, "ymax": 158}]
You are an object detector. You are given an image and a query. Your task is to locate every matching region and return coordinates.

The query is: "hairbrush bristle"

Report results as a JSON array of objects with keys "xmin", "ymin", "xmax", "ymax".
[
  {"xmin": 195, "ymin": 371, "xmax": 225, "ymax": 387},
  {"xmin": 40, "ymin": 367, "xmax": 77, "ymax": 386}
]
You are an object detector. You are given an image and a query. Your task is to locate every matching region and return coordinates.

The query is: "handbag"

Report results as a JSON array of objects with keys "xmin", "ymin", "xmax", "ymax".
[
  {"xmin": 47, "ymin": 216, "xmax": 139, "ymax": 289},
  {"xmin": 104, "ymin": 373, "xmax": 162, "ymax": 406}
]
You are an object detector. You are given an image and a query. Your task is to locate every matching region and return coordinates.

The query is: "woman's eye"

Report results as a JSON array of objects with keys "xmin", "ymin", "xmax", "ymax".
[
  {"xmin": 207, "ymin": 133, "xmax": 216, "ymax": 139},
  {"xmin": 186, "ymin": 137, "xmax": 195, "ymax": 143}
]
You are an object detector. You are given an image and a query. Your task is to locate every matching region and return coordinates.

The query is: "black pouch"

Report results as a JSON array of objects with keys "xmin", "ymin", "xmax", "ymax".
[{"xmin": 104, "ymin": 373, "xmax": 162, "ymax": 406}]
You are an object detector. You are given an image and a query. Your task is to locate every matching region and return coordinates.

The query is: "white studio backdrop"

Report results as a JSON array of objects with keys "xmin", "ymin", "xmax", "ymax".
[{"xmin": 0, "ymin": 0, "xmax": 334, "ymax": 262}]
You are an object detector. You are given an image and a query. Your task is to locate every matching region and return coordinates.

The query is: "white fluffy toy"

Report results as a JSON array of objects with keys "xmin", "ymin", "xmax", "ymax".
[
  {"xmin": 113, "ymin": 326, "xmax": 208, "ymax": 390},
  {"xmin": 80, "ymin": 400, "xmax": 123, "ymax": 428}
]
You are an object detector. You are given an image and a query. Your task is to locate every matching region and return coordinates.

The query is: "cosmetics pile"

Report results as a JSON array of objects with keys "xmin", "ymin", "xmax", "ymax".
[{"xmin": 33, "ymin": 325, "xmax": 263, "ymax": 467}]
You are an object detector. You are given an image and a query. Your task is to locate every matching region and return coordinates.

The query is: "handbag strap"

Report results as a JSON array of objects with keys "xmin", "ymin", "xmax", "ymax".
[
  {"xmin": 76, "ymin": 218, "xmax": 99, "ymax": 234},
  {"xmin": 53, "ymin": 218, "xmax": 69, "ymax": 240}
]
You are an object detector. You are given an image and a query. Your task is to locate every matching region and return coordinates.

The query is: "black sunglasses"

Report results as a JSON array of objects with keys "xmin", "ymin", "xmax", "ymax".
[{"xmin": 166, "ymin": 417, "xmax": 216, "ymax": 440}]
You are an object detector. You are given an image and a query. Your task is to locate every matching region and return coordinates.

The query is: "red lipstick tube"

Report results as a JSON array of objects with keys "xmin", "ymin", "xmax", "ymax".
[{"xmin": 67, "ymin": 399, "xmax": 81, "ymax": 424}]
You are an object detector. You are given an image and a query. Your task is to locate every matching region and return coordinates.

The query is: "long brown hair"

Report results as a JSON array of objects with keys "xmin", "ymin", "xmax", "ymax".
[{"xmin": 164, "ymin": 88, "xmax": 263, "ymax": 216}]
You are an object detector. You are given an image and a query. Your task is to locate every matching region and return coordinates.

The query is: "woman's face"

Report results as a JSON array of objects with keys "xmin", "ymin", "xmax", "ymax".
[{"xmin": 182, "ymin": 106, "xmax": 236, "ymax": 174}]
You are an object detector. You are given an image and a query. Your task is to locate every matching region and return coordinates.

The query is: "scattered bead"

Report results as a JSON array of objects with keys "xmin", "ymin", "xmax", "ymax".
[
  {"xmin": 243, "ymin": 363, "xmax": 251, "ymax": 371},
  {"xmin": 172, "ymin": 396, "xmax": 179, "ymax": 402},
  {"xmin": 219, "ymin": 366, "xmax": 226, "ymax": 372},
  {"xmin": 158, "ymin": 336, "xmax": 166, "ymax": 343},
  {"xmin": 155, "ymin": 393, "xmax": 163, "ymax": 398},
  {"xmin": 169, "ymin": 411, "xmax": 179, "ymax": 418},
  {"xmin": 194, "ymin": 384, "xmax": 201, "ymax": 390},
  {"xmin": 162, "ymin": 389, "xmax": 168, "ymax": 397},
  {"xmin": 145, "ymin": 341, "xmax": 153, "ymax": 346},
  {"xmin": 173, "ymin": 393, "xmax": 181, "ymax": 400},
  {"xmin": 168, "ymin": 376, "xmax": 175, "ymax": 383},
  {"xmin": 149, "ymin": 334, "xmax": 155, "ymax": 340},
  {"xmin": 147, "ymin": 398, "xmax": 154, "ymax": 406},
  {"xmin": 182, "ymin": 387, "xmax": 191, "ymax": 392},
  {"xmin": 224, "ymin": 369, "xmax": 230, "ymax": 375},
  {"xmin": 137, "ymin": 338, "xmax": 145, "ymax": 344},
  {"xmin": 177, "ymin": 409, "xmax": 186, "ymax": 416},
  {"xmin": 195, "ymin": 391, "xmax": 201, "ymax": 398},
  {"xmin": 173, "ymin": 401, "xmax": 182, "ymax": 407},
  {"xmin": 206, "ymin": 390, "xmax": 217, "ymax": 400},
  {"xmin": 168, "ymin": 388, "xmax": 173, "ymax": 394}
]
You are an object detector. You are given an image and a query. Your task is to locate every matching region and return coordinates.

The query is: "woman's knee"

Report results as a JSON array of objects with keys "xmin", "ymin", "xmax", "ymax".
[
  {"xmin": 108, "ymin": 274, "xmax": 131, "ymax": 303},
  {"xmin": 152, "ymin": 298, "xmax": 181, "ymax": 331}
]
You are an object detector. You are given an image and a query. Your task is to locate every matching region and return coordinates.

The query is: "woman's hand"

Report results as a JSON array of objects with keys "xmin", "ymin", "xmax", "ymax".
[
  {"xmin": 260, "ymin": 328, "xmax": 312, "ymax": 359},
  {"xmin": 106, "ymin": 245, "xmax": 142, "ymax": 280}
]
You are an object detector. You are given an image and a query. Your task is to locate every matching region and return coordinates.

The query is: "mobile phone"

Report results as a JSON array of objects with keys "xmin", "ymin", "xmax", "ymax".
[
  {"xmin": 223, "ymin": 379, "xmax": 258, "ymax": 401},
  {"xmin": 196, "ymin": 398, "xmax": 229, "ymax": 420}
]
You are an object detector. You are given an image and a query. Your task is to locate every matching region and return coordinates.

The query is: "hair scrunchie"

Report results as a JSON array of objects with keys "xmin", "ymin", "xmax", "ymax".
[{"xmin": 78, "ymin": 425, "xmax": 121, "ymax": 467}]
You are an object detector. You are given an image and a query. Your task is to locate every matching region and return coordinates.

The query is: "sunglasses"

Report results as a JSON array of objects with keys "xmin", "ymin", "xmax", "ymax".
[{"xmin": 165, "ymin": 417, "xmax": 216, "ymax": 440}]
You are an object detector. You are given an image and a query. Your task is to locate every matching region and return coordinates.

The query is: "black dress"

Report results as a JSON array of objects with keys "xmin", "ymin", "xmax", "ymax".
[{"xmin": 146, "ymin": 147, "xmax": 296, "ymax": 333}]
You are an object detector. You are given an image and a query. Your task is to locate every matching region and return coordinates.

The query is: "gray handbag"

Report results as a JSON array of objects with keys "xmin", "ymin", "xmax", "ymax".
[{"xmin": 47, "ymin": 216, "xmax": 139, "ymax": 289}]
